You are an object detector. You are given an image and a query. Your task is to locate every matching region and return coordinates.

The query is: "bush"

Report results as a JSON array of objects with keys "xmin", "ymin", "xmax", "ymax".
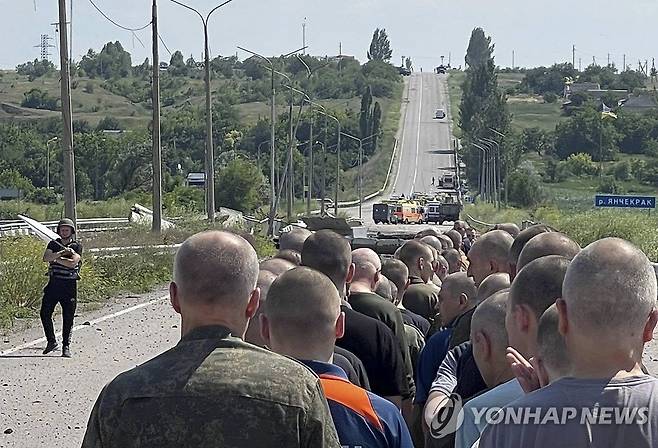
[
  {"xmin": 543, "ymin": 92, "xmax": 558, "ymax": 103},
  {"xmin": 506, "ymin": 168, "xmax": 545, "ymax": 207},
  {"xmin": 84, "ymin": 82, "xmax": 94, "ymax": 94},
  {"xmin": 21, "ymin": 88, "xmax": 59, "ymax": 111},
  {"xmin": 612, "ymin": 161, "xmax": 632, "ymax": 181},
  {"xmin": 543, "ymin": 158, "xmax": 569, "ymax": 183},
  {"xmin": 597, "ymin": 176, "xmax": 624, "ymax": 194},
  {"xmin": 28, "ymin": 187, "xmax": 58, "ymax": 205},
  {"xmin": 565, "ymin": 153, "xmax": 598, "ymax": 176}
]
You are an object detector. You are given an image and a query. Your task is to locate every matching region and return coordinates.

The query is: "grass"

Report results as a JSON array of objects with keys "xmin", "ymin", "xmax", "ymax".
[
  {"xmin": 464, "ymin": 202, "xmax": 658, "ymax": 261},
  {"xmin": 0, "ymin": 220, "xmax": 276, "ymax": 328}
]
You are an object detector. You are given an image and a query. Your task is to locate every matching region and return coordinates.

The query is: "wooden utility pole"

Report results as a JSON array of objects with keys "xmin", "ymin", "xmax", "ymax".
[
  {"xmin": 151, "ymin": 0, "xmax": 163, "ymax": 233},
  {"xmin": 58, "ymin": 0, "xmax": 76, "ymax": 223},
  {"xmin": 572, "ymin": 45, "xmax": 576, "ymax": 68}
]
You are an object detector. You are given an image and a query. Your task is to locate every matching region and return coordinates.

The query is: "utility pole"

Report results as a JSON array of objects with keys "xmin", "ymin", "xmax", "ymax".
[
  {"xmin": 607, "ymin": 53, "xmax": 611, "ymax": 67},
  {"xmin": 512, "ymin": 50, "xmax": 515, "ymax": 70},
  {"xmin": 579, "ymin": 57, "xmax": 582, "ymax": 72},
  {"xmin": 69, "ymin": 0, "xmax": 73, "ymax": 64},
  {"xmin": 623, "ymin": 54, "xmax": 626, "ymax": 71},
  {"xmin": 302, "ymin": 18, "xmax": 306, "ymax": 55},
  {"xmin": 151, "ymin": 0, "xmax": 162, "ymax": 233},
  {"xmin": 57, "ymin": 0, "xmax": 76, "ymax": 223},
  {"xmin": 307, "ymin": 113, "xmax": 313, "ymax": 216}
]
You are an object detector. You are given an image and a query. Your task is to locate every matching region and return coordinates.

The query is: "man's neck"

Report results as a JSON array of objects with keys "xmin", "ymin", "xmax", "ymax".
[
  {"xmin": 349, "ymin": 281, "xmax": 372, "ymax": 294},
  {"xmin": 181, "ymin": 316, "xmax": 245, "ymax": 340},
  {"xmin": 570, "ymin": 341, "xmax": 646, "ymax": 379},
  {"xmin": 61, "ymin": 237, "xmax": 72, "ymax": 244}
]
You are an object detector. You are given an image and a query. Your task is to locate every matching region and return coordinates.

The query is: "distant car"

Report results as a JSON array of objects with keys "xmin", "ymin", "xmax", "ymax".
[
  {"xmin": 435, "ymin": 109, "xmax": 446, "ymax": 119},
  {"xmin": 436, "ymin": 65, "xmax": 447, "ymax": 74}
]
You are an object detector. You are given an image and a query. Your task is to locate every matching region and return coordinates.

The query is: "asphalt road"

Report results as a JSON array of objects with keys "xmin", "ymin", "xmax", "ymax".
[{"xmin": 344, "ymin": 71, "xmax": 455, "ymax": 229}]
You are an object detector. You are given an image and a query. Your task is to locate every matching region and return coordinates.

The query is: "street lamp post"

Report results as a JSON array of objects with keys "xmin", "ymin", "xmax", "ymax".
[
  {"xmin": 46, "ymin": 137, "xmax": 58, "ymax": 190},
  {"xmin": 340, "ymin": 132, "xmax": 378, "ymax": 220},
  {"xmin": 171, "ymin": 0, "xmax": 236, "ymax": 222},
  {"xmin": 489, "ymin": 128, "xmax": 506, "ymax": 206},
  {"xmin": 482, "ymin": 137, "xmax": 501, "ymax": 209},
  {"xmin": 237, "ymin": 46, "xmax": 306, "ymax": 235},
  {"xmin": 472, "ymin": 142, "xmax": 489, "ymax": 202},
  {"xmin": 478, "ymin": 138, "xmax": 496, "ymax": 204},
  {"xmin": 315, "ymin": 111, "xmax": 341, "ymax": 215}
]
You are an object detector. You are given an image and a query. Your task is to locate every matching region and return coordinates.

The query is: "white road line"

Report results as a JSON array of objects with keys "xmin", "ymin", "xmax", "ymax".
[
  {"xmin": 411, "ymin": 74, "xmax": 424, "ymax": 195},
  {"xmin": 391, "ymin": 75, "xmax": 413, "ymax": 194},
  {"xmin": 0, "ymin": 295, "xmax": 169, "ymax": 356}
]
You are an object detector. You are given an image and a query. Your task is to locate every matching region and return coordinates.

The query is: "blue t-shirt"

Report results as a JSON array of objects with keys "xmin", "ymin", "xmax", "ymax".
[
  {"xmin": 302, "ymin": 360, "xmax": 414, "ymax": 448},
  {"xmin": 415, "ymin": 328, "xmax": 453, "ymax": 404}
]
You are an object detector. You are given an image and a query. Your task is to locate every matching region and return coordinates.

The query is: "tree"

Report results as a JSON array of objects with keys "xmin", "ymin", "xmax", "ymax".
[
  {"xmin": 168, "ymin": 51, "xmax": 188, "ymax": 77},
  {"xmin": 555, "ymin": 107, "xmax": 619, "ymax": 161},
  {"xmin": 506, "ymin": 166, "xmax": 544, "ymax": 207},
  {"xmin": 565, "ymin": 153, "xmax": 598, "ymax": 176},
  {"xmin": 520, "ymin": 127, "xmax": 552, "ymax": 155},
  {"xmin": 215, "ymin": 158, "xmax": 267, "ymax": 212},
  {"xmin": 79, "ymin": 42, "xmax": 132, "ymax": 79},
  {"xmin": 464, "ymin": 28, "xmax": 492, "ymax": 68},
  {"xmin": 367, "ymin": 28, "xmax": 393, "ymax": 62},
  {"xmin": 96, "ymin": 116, "xmax": 123, "ymax": 131},
  {"xmin": 359, "ymin": 86, "xmax": 373, "ymax": 141},
  {"xmin": 16, "ymin": 59, "xmax": 56, "ymax": 79},
  {"xmin": 21, "ymin": 88, "xmax": 59, "ymax": 111}
]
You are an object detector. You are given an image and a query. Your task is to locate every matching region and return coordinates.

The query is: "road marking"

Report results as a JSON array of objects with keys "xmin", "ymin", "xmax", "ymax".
[
  {"xmin": 0, "ymin": 295, "xmax": 169, "ymax": 356},
  {"xmin": 391, "ymin": 75, "xmax": 413, "ymax": 195},
  {"xmin": 410, "ymin": 73, "xmax": 424, "ymax": 195}
]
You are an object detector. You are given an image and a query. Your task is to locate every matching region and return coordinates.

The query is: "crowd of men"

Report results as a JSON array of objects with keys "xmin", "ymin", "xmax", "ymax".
[{"xmin": 81, "ymin": 219, "xmax": 658, "ymax": 448}]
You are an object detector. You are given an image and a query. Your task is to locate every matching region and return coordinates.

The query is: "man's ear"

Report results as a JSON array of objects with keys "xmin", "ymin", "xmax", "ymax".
[
  {"xmin": 169, "ymin": 282, "xmax": 181, "ymax": 314},
  {"xmin": 246, "ymin": 287, "xmax": 261, "ymax": 320},
  {"xmin": 642, "ymin": 308, "xmax": 658, "ymax": 344},
  {"xmin": 336, "ymin": 311, "xmax": 346, "ymax": 340},
  {"xmin": 459, "ymin": 292, "xmax": 468, "ymax": 307},
  {"xmin": 516, "ymin": 304, "xmax": 533, "ymax": 334},
  {"xmin": 556, "ymin": 298, "xmax": 569, "ymax": 338},
  {"xmin": 474, "ymin": 330, "xmax": 492, "ymax": 360},
  {"xmin": 346, "ymin": 263, "xmax": 355, "ymax": 284}
]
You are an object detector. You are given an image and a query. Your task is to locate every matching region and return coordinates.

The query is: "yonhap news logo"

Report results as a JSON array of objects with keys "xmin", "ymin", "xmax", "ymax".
[{"xmin": 429, "ymin": 393, "xmax": 464, "ymax": 439}]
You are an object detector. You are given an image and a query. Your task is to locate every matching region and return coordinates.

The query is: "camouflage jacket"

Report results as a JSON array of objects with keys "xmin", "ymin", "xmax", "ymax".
[{"xmin": 82, "ymin": 325, "xmax": 340, "ymax": 448}]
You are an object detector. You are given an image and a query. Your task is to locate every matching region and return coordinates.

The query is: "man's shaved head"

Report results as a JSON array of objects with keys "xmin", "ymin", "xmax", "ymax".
[
  {"xmin": 352, "ymin": 248, "xmax": 382, "ymax": 281},
  {"xmin": 262, "ymin": 267, "xmax": 342, "ymax": 360},
  {"xmin": 275, "ymin": 249, "xmax": 302, "ymax": 266},
  {"xmin": 301, "ymin": 230, "xmax": 352, "ymax": 294},
  {"xmin": 415, "ymin": 228, "xmax": 441, "ymax": 239},
  {"xmin": 173, "ymin": 231, "xmax": 259, "ymax": 306},
  {"xmin": 420, "ymin": 235, "xmax": 443, "ymax": 252},
  {"xmin": 278, "ymin": 227, "xmax": 312, "ymax": 252},
  {"xmin": 382, "ymin": 259, "xmax": 409, "ymax": 291},
  {"xmin": 537, "ymin": 304, "xmax": 570, "ymax": 379},
  {"xmin": 442, "ymin": 272, "xmax": 478, "ymax": 301},
  {"xmin": 477, "ymin": 273, "xmax": 510, "ymax": 304},
  {"xmin": 438, "ymin": 235, "xmax": 454, "ymax": 250},
  {"xmin": 259, "ymin": 258, "xmax": 296, "ymax": 276},
  {"xmin": 563, "ymin": 238, "xmax": 657, "ymax": 334},
  {"xmin": 510, "ymin": 255, "xmax": 570, "ymax": 320},
  {"xmin": 444, "ymin": 230, "xmax": 462, "ymax": 251},
  {"xmin": 375, "ymin": 275, "xmax": 394, "ymax": 301},
  {"xmin": 245, "ymin": 270, "xmax": 278, "ymax": 346},
  {"xmin": 508, "ymin": 224, "xmax": 553, "ymax": 278},
  {"xmin": 471, "ymin": 290, "xmax": 510, "ymax": 387},
  {"xmin": 467, "ymin": 230, "xmax": 514, "ymax": 286},
  {"xmin": 454, "ymin": 220, "xmax": 468, "ymax": 236},
  {"xmin": 494, "ymin": 223, "xmax": 521, "ymax": 238},
  {"xmin": 399, "ymin": 240, "xmax": 434, "ymax": 282},
  {"xmin": 442, "ymin": 249, "xmax": 462, "ymax": 274},
  {"xmin": 517, "ymin": 233, "xmax": 580, "ymax": 271},
  {"xmin": 438, "ymin": 272, "xmax": 477, "ymax": 326}
]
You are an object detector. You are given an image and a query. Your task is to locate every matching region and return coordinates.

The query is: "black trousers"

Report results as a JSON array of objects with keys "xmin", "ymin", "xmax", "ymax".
[{"xmin": 40, "ymin": 285, "xmax": 77, "ymax": 346}]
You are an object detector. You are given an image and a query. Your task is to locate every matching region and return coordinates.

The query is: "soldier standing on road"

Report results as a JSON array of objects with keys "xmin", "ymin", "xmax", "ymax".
[{"xmin": 41, "ymin": 218, "xmax": 82, "ymax": 358}]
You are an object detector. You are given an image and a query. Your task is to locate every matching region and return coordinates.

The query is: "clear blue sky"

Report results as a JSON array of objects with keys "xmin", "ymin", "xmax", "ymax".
[{"xmin": 3, "ymin": 0, "xmax": 658, "ymax": 71}]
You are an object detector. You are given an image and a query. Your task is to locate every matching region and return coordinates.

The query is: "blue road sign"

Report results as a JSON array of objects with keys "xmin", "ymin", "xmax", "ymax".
[{"xmin": 595, "ymin": 195, "xmax": 656, "ymax": 209}]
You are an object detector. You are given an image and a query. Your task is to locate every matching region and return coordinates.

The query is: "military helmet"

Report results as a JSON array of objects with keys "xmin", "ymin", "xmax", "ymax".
[{"xmin": 57, "ymin": 218, "xmax": 76, "ymax": 234}]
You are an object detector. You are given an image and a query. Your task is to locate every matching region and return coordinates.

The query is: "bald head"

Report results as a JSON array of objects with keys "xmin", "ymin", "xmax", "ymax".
[
  {"xmin": 415, "ymin": 228, "xmax": 441, "ymax": 239},
  {"xmin": 262, "ymin": 267, "xmax": 342, "ymax": 360},
  {"xmin": 477, "ymin": 273, "xmax": 510, "ymax": 304},
  {"xmin": 382, "ymin": 259, "xmax": 409, "ymax": 302},
  {"xmin": 442, "ymin": 249, "xmax": 462, "ymax": 274},
  {"xmin": 517, "ymin": 233, "xmax": 580, "ymax": 271},
  {"xmin": 442, "ymin": 272, "xmax": 478, "ymax": 304},
  {"xmin": 509, "ymin": 224, "xmax": 553, "ymax": 278},
  {"xmin": 278, "ymin": 227, "xmax": 312, "ymax": 252},
  {"xmin": 420, "ymin": 235, "xmax": 443, "ymax": 252},
  {"xmin": 494, "ymin": 223, "xmax": 520, "ymax": 238},
  {"xmin": 471, "ymin": 290, "xmax": 510, "ymax": 387},
  {"xmin": 244, "ymin": 270, "xmax": 278, "ymax": 346},
  {"xmin": 438, "ymin": 272, "xmax": 477, "ymax": 326},
  {"xmin": 301, "ymin": 230, "xmax": 352, "ymax": 293},
  {"xmin": 537, "ymin": 304, "xmax": 570, "ymax": 379},
  {"xmin": 399, "ymin": 240, "xmax": 434, "ymax": 282},
  {"xmin": 173, "ymin": 231, "xmax": 259, "ymax": 306},
  {"xmin": 275, "ymin": 249, "xmax": 302, "ymax": 266},
  {"xmin": 259, "ymin": 258, "xmax": 296, "ymax": 276},
  {"xmin": 375, "ymin": 275, "xmax": 394, "ymax": 301},
  {"xmin": 454, "ymin": 220, "xmax": 468, "ymax": 237},
  {"xmin": 563, "ymin": 238, "xmax": 657, "ymax": 334},
  {"xmin": 438, "ymin": 235, "xmax": 454, "ymax": 250},
  {"xmin": 352, "ymin": 248, "xmax": 382, "ymax": 282},
  {"xmin": 467, "ymin": 230, "xmax": 514, "ymax": 286},
  {"xmin": 510, "ymin": 255, "xmax": 570, "ymax": 320},
  {"xmin": 257, "ymin": 270, "xmax": 278, "ymax": 302},
  {"xmin": 444, "ymin": 230, "xmax": 462, "ymax": 251}
]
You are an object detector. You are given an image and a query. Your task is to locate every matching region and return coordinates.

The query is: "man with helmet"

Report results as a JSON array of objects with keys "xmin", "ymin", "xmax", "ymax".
[{"xmin": 41, "ymin": 218, "xmax": 83, "ymax": 358}]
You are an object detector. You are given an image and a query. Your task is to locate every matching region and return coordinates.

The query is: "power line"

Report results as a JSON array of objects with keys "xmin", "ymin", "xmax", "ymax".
[
  {"xmin": 87, "ymin": 0, "xmax": 151, "ymax": 31},
  {"xmin": 158, "ymin": 33, "xmax": 172, "ymax": 56}
]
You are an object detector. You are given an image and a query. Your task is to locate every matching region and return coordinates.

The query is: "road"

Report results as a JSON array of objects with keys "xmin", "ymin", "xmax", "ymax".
[{"xmin": 344, "ymin": 72, "xmax": 455, "ymax": 231}]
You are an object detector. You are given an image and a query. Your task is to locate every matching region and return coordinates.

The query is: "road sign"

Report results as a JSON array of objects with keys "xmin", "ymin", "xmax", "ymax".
[{"xmin": 595, "ymin": 195, "xmax": 656, "ymax": 209}]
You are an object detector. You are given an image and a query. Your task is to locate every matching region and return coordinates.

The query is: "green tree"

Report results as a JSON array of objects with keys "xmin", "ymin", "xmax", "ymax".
[
  {"xmin": 565, "ymin": 153, "xmax": 598, "ymax": 176},
  {"xmin": 464, "ymin": 28, "xmax": 492, "ymax": 68},
  {"xmin": 79, "ymin": 41, "xmax": 132, "ymax": 79},
  {"xmin": 215, "ymin": 158, "xmax": 267, "ymax": 212},
  {"xmin": 612, "ymin": 160, "xmax": 632, "ymax": 181},
  {"xmin": 506, "ymin": 167, "xmax": 544, "ymax": 207},
  {"xmin": 598, "ymin": 176, "xmax": 624, "ymax": 194},
  {"xmin": 555, "ymin": 107, "xmax": 619, "ymax": 161},
  {"xmin": 168, "ymin": 51, "xmax": 188, "ymax": 76},
  {"xmin": 520, "ymin": 127, "xmax": 552, "ymax": 155},
  {"xmin": 21, "ymin": 88, "xmax": 59, "ymax": 111},
  {"xmin": 96, "ymin": 116, "xmax": 122, "ymax": 131},
  {"xmin": 367, "ymin": 28, "xmax": 393, "ymax": 62},
  {"xmin": 16, "ymin": 59, "xmax": 56, "ymax": 79}
]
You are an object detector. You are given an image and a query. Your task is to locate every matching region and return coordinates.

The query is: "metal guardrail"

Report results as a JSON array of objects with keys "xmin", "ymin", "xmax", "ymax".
[{"xmin": 0, "ymin": 218, "xmax": 130, "ymax": 238}]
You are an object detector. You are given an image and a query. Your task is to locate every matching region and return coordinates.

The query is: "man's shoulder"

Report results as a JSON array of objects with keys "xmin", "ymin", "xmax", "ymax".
[{"xmin": 466, "ymin": 380, "xmax": 524, "ymax": 410}]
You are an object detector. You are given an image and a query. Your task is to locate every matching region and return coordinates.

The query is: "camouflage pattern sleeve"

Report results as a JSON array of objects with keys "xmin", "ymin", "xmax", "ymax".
[{"xmin": 302, "ymin": 379, "xmax": 341, "ymax": 448}]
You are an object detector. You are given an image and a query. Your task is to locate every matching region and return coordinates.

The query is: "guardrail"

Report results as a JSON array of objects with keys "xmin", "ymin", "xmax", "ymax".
[{"xmin": 0, "ymin": 217, "xmax": 130, "ymax": 238}]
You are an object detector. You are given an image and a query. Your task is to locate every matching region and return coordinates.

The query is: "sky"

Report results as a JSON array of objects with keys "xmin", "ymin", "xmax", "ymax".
[{"xmin": 3, "ymin": 0, "xmax": 658, "ymax": 71}]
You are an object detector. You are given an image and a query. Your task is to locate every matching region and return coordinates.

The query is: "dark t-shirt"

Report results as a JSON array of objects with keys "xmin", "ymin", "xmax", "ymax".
[
  {"xmin": 400, "ymin": 308, "xmax": 431, "ymax": 336},
  {"xmin": 45, "ymin": 239, "xmax": 83, "ymax": 298},
  {"xmin": 449, "ymin": 307, "xmax": 476, "ymax": 349},
  {"xmin": 337, "ymin": 305, "xmax": 409, "ymax": 398},
  {"xmin": 334, "ymin": 346, "xmax": 371, "ymax": 391}
]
